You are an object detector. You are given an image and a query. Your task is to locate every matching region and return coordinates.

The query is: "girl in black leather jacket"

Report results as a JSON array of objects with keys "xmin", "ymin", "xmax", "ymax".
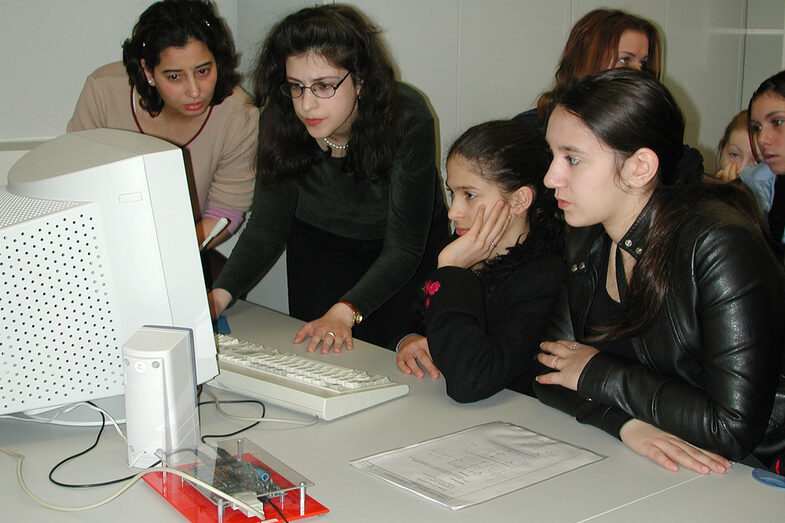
[{"xmin": 535, "ymin": 69, "xmax": 785, "ymax": 475}]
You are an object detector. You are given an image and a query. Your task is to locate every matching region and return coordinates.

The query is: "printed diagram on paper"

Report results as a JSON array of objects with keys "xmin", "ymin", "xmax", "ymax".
[{"xmin": 350, "ymin": 421, "xmax": 604, "ymax": 510}]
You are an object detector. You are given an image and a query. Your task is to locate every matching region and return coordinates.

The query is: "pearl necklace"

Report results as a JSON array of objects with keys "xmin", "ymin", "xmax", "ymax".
[{"xmin": 322, "ymin": 137, "xmax": 349, "ymax": 150}]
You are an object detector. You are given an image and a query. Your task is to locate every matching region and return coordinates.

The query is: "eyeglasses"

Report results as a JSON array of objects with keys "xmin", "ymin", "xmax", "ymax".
[{"xmin": 280, "ymin": 70, "xmax": 353, "ymax": 99}]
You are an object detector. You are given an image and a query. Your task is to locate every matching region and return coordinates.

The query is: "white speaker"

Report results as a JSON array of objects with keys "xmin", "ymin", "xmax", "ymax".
[{"xmin": 122, "ymin": 326, "xmax": 200, "ymax": 468}]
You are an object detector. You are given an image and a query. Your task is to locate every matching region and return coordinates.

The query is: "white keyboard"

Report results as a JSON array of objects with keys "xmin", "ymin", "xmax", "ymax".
[{"xmin": 207, "ymin": 335, "xmax": 409, "ymax": 420}]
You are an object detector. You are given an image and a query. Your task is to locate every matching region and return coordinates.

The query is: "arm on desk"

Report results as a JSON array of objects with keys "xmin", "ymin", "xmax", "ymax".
[{"xmin": 620, "ymin": 419, "xmax": 731, "ymax": 474}]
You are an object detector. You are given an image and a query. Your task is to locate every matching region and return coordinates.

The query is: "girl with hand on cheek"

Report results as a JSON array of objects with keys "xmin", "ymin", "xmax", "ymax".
[
  {"xmin": 209, "ymin": 4, "xmax": 449, "ymax": 353},
  {"xmin": 396, "ymin": 121, "xmax": 565, "ymax": 402},
  {"xmin": 536, "ymin": 69, "xmax": 785, "ymax": 476}
]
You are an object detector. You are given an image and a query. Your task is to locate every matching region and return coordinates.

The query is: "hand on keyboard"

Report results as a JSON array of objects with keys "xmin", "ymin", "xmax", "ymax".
[{"xmin": 293, "ymin": 302, "xmax": 355, "ymax": 353}]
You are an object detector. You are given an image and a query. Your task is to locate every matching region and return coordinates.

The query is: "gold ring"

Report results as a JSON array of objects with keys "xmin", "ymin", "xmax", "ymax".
[
  {"xmin": 570, "ymin": 343, "xmax": 578, "ymax": 350},
  {"xmin": 325, "ymin": 331, "xmax": 336, "ymax": 338}
]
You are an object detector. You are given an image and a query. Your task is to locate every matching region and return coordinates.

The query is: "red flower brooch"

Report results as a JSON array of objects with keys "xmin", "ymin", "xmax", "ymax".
[{"xmin": 423, "ymin": 280, "xmax": 441, "ymax": 308}]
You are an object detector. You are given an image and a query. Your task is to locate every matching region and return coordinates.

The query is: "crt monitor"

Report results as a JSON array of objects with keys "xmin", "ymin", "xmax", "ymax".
[{"xmin": 0, "ymin": 128, "xmax": 217, "ymax": 418}]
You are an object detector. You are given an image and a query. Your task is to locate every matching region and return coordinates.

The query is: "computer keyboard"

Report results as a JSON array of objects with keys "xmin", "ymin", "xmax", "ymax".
[{"xmin": 207, "ymin": 335, "xmax": 409, "ymax": 420}]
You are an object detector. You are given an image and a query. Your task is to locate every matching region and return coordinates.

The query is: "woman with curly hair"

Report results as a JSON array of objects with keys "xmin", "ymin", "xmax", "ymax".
[
  {"xmin": 68, "ymin": 0, "xmax": 257, "ymax": 252},
  {"xmin": 395, "ymin": 120, "xmax": 565, "ymax": 402},
  {"xmin": 210, "ymin": 4, "xmax": 449, "ymax": 351}
]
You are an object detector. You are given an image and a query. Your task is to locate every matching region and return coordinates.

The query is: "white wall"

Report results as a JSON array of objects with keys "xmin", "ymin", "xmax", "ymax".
[
  {"xmin": 2, "ymin": 0, "xmax": 784, "ymax": 314},
  {"xmin": 0, "ymin": 0, "xmax": 237, "ymax": 142},
  {"xmin": 5, "ymin": 1, "xmax": 781, "ymax": 157},
  {"xmin": 231, "ymin": 0, "xmax": 785, "ymax": 170}
]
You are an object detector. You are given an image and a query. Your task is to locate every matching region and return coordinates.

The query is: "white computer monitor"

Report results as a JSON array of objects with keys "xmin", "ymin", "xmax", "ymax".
[{"xmin": 0, "ymin": 129, "xmax": 217, "ymax": 418}]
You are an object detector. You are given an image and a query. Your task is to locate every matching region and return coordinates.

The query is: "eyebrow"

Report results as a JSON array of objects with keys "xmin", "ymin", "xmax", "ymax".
[
  {"xmin": 446, "ymin": 183, "xmax": 481, "ymax": 192},
  {"xmin": 618, "ymin": 51, "xmax": 648, "ymax": 58},
  {"xmin": 751, "ymin": 111, "xmax": 785, "ymax": 124},
  {"xmin": 286, "ymin": 75, "xmax": 342, "ymax": 83},
  {"xmin": 553, "ymin": 144, "xmax": 585, "ymax": 154},
  {"xmin": 161, "ymin": 61, "xmax": 212, "ymax": 73}
]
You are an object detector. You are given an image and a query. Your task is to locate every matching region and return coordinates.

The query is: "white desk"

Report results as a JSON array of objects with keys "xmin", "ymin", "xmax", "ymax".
[{"xmin": 1, "ymin": 301, "xmax": 782, "ymax": 522}]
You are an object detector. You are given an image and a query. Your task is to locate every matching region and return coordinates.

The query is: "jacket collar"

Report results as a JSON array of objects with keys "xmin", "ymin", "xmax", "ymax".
[{"xmin": 617, "ymin": 189, "xmax": 659, "ymax": 261}]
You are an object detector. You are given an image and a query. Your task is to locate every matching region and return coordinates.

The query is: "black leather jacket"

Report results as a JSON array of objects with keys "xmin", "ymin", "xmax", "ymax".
[{"xmin": 534, "ymin": 193, "xmax": 785, "ymax": 466}]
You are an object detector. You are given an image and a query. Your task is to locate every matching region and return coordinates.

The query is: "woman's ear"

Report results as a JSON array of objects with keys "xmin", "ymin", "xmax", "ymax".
[
  {"xmin": 622, "ymin": 147, "xmax": 659, "ymax": 189},
  {"xmin": 510, "ymin": 186, "xmax": 534, "ymax": 215},
  {"xmin": 140, "ymin": 59, "xmax": 154, "ymax": 86}
]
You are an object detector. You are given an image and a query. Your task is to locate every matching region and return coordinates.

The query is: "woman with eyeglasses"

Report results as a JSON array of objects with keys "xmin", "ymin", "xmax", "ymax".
[{"xmin": 209, "ymin": 4, "xmax": 449, "ymax": 351}]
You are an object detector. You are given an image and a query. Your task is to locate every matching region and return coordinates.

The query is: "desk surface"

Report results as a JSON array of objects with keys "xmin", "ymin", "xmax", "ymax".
[{"xmin": 1, "ymin": 301, "xmax": 782, "ymax": 522}]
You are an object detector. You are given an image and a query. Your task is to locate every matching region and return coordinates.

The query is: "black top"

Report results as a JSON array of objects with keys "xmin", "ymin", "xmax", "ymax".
[
  {"xmin": 768, "ymin": 175, "xmax": 785, "ymax": 243},
  {"xmin": 536, "ymin": 192, "xmax": 785, "ymax": 466},
  {"xmin": 215, "ymin": 83, "xmax": 449, "ymax": 317},
  {"xmin": 585, "ymin": 248, "xmax": 634, "ymax": 360},
  {"xmin": 415, "ymin": 241, "xmax": 565, "ymax": 402}
]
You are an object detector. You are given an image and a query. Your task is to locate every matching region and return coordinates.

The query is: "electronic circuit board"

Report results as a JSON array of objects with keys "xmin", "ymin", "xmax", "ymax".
[{"xmin": 143, "ymin": 438, "xmax": 328, "ymax": 522}]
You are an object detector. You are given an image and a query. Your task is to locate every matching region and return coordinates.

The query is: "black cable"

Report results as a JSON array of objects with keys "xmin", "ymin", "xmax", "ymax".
[
  {"xmin": 197, "ymin": 397, "xmax": 266, "ymax": 443},
  {"xmin": 47, "ymin": 402, "xmax": 161, "ymax": 488},
  {"xmin": 200, "ymin": 421, "xmax": 262, "ymax": 442},
  {"xmin": 259, "ymin": 495, "xmax": 290, "ymax": 523},
  {"xmin": 49, "ymin": 395, "xmax": 268, "ymax": 486}
]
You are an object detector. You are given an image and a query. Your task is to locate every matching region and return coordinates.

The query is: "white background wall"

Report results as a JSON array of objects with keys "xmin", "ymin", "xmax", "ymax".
[{"xmin": 2, "ymin": 0, "xmax": 784, "ymax": 313}]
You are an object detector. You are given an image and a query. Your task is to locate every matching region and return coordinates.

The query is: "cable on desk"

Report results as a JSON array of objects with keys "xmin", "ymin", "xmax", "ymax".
[
  {"xmin": 203, "ymin": 388, "xmax": 319, "ymax": 427},
  {"xmin": 200, "ymin": 422, "xmax": 261, "ymax": 442},
  {"xmin": 0, "ymin": 401, "xmax": 126, "ymax": 439},
  {"xmin": 47, "ymin": 408, "xmax": 161, "ymax": 488},
  {"xmin": 0, "ymin": 443, "xmax": 266, "ymax": 517},
  {"xmin": 259, "ymin": 495, "xmax": 290, "ymax": 522},
  {"xmin": 198, "ymin": 388, "xmax": 267, "ymax": 442}
]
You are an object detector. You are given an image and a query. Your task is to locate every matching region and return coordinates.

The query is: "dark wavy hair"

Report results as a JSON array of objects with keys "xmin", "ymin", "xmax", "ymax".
[
  {"xmin": 447, "ymin": 120, "xmax": 564, "ymax": 285},
  {"xmin": 253, "ymin": 4, "xmax": 399, "ymax": 183},
  {"xmin": 121, "ymin": 0, "xmax": 240, "ymax": 117},
  {"xmin": 536, "ymin": 9, "xmax": 661, "ymax": 125},
  {"xmin": 748, "ymin": 70, "xmax": 785, "ymax": 165},
  {"xmin": 557, "ymin": 69, "xmax": 763, "ymax": 340}
]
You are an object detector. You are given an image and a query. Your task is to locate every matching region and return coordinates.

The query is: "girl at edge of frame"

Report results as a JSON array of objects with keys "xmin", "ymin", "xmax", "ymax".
[
  {"xmin": 535, "ymin": 68, "xmax": 785, "ymax": 475},
  {"xmin": 715, "ymin": 110, "xmax": 758, "ymax": 179},
  {"xmin": 513, "ymin": 8, "xmax": 661, "ymax": 131},
  {"xmin": 395, "ymin": 120, "xmax": 565, "ymax": 402},
  {"xmin": 209, "ymin": 4, "xmax": 450, "ymax": 352},
  {"xmin": 748, "ymin": 70, "xmax": 785, "ymax": 247},
  {"xmin": 67, "ymin": 0, "xmax": 257, "ymax": 254},
  {"xmin": 710, "ymin": 110, "xmax": 778, "ymax": 224}
]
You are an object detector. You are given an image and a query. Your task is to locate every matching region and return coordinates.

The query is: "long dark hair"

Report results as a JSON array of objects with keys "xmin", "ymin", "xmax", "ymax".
[
  {"xmin": 122, "ymin": 0, "xmax": 240, "ymax": 116},
  {"xmin": 748, "ymin": 70, "xmax": 785, "ymax": 165},
  {"xmin": 253, "ymin": 4, "xmax": 399, "ymax": 184},
  {"xmin": 557, "ymin": 69, "xmax": 764, "ymax": 340},
  {"xmin": 537, "ymin": 9, "xmax": 661, "ymax": 124},
  {"xmin": 447, "ymin": 120, "xmax": 564, "ymax": 285}
]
